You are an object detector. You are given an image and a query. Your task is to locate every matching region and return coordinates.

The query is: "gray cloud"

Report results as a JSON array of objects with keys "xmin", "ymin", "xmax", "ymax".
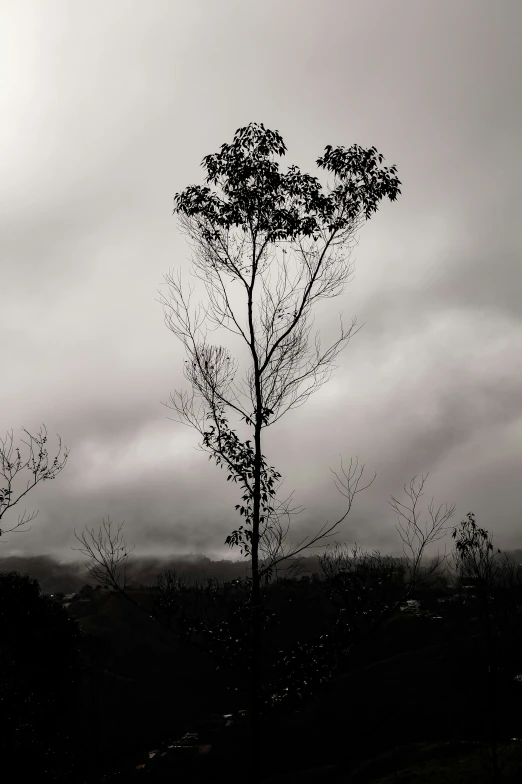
[{"xmin": 1, "ymin": 0, "xmax": 521, "ymax": 572}]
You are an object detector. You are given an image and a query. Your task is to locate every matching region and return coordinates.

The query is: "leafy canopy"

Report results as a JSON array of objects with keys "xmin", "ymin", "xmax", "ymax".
[{"xmin": 173, "ymin": 121, "xmax": 401, "ymax": 246}]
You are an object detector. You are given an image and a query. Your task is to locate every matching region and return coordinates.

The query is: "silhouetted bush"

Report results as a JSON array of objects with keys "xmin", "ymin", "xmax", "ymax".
[{"xmin": 0, "ymin": 571, "xmax": 81, "ymax": 781}]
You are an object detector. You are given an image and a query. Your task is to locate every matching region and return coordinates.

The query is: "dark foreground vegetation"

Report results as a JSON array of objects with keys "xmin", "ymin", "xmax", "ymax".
[{"xmin": 2, "ymin": 537, "xmax": 522, "ymax": 784}]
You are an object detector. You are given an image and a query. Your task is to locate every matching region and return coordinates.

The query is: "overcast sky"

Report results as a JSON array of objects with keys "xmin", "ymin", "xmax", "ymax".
[{"xmin": 1, "ymin": 0, "xmax": 521, "ymax": 569}]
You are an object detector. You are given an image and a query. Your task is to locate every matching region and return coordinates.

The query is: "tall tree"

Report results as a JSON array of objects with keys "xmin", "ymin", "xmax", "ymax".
[{"xmin": 158, "ymin": 122, "xmax": 401, "ymax": 779}]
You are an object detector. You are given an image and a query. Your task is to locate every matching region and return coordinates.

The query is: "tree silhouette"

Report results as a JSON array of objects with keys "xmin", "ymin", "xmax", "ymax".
[
  {"xmin": 0, "ymin": 571, "xmax": 81, "ymax": 781},
  {"xmin": 156, "ymin": 121, "xmax": 401, "ymax": 780},
  {"xmin": 72, "ymin": 516, "xmax": 135, "ymax": 592},
  {"xmin": 451, "ymin": 513, "xmax": 522, "ymax": 779}
]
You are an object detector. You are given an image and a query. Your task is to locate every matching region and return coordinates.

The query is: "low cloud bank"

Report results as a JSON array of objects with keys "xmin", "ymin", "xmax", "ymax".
[{"xmin": 0, "ymin": 552, "xmax": 324, "ymax": 594}]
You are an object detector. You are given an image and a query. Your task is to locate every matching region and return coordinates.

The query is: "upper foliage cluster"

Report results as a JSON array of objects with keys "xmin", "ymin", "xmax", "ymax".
[{"xmin": 173, "ymin": 121, "xmax": 401, "ymax": 246}]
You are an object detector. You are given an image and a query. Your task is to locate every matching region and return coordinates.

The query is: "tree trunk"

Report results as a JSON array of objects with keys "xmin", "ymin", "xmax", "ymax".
[{"xmin": 250, "ymin": 415, "xmax": 263, "ymax": 784}]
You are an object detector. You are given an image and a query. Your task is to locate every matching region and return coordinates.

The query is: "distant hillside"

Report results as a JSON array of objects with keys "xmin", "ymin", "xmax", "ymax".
[
  {"xmin": 0, "ymin": 554, "xmax": 91, "ymax": 593},
  {"xmin": 0, "ymin": 552, "xmax": 324, "ymax": 593},
  {"xmin": 5, "ymin": 547, "xmax": 520, "ymax": 595}
]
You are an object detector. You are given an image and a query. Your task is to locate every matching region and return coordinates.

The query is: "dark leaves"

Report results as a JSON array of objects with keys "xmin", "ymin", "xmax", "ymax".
[{"xmin": 173, "ymin": 122, "xmax": 401, "ymax": 240}]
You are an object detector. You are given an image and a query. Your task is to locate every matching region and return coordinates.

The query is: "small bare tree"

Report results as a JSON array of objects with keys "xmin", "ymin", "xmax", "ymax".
[
  {"xmin": 389, "ymin": 473, "xmax": 455, "ymax": 595},
  {"xmin": 320, "ymin": 473, "xmax": 455, "ymax": 642},
  {"xmin": 0, "ymin": 424, "xmax": 69, "ymax": 542},
  {"xmin": 157, "ymin": 122, "xmax": 401, "ymax": 780},
  {"xmin": 72, "ymin": 517, "xmax": 135, "ymax": 593}
]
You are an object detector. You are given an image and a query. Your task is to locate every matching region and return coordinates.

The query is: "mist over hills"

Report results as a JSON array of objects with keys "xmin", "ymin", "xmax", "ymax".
[
  {"xmin": 0, "ymin": 552, "xmax": 325, "ymax": 594},
  {"xmin": 3, "ymin": 548, "xmax": 522, "ymax": 595}
]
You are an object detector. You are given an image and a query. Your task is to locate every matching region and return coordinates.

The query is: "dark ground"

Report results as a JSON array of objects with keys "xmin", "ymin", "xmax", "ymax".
[{"xmin": 3, "ymin": 576, "xmax": 522, "ymax": 783}]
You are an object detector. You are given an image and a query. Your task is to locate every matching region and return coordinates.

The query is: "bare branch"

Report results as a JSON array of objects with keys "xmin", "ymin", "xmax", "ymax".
[
  {"xmin": 259, "ymin": 456, "xmax": 376, "ymax": 579},
  {"xmin": 71, "ymin": 517, "xmax": 135, "ymax": 592},
  {"xmin": 388, "ymin": 473, "xmax": 456, "ymax": 594},
  {"xmin": 0, "ymin": 424, "xmax": 69, "ymax": 542}
]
